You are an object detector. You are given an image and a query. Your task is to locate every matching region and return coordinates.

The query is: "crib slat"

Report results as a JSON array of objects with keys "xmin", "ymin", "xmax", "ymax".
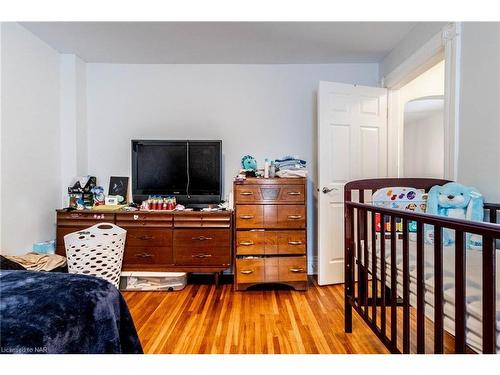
[
  {"xmin": 356, "ymin": 205, "xmax": 362, "ymax": 307},
  {"xmin": 482, "ymin": 236, "xmax": 496, "ymax": 354},
  {"xmin": 434, "ymin": 226, "xmax": 444, "ymax": 354},
  {"xmin": 345, "ymin": 196, "xmax": 354, "ymax": 333},
  {"xmin": 490, "ymin": 208, "xmax": 497, "ymax": 225},
  {"xmin": 371, "ymin": 211, "xmax": 378, "ymax": 325},
  {"xmin": 380, "ymin": 216, "xmax": 387, "ymax": 338},
  {"xmin": 416, "ymin": 222, "xmax": 425, "ymax": 354},
  {"xmin": 455, "ymin": 231, "xmax": 466, "ymax": 353},
  {"xmin": 402, "ymin": 219, "xmax": 410, "ymax": 354},
  {"xmin": 390, "ymin": 216, "xmax": 397, "ymax": 351},
  {"xmin": 363, "ymin": 209, "xmax": 369, "ymax": 313}
]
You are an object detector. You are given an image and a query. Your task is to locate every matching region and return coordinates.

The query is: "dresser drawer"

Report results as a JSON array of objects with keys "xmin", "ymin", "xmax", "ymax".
[
  {"xmin": 276, "ymin": 231, "xmax": 306, "ymax": 254},
  {"xmin": 276, "ymin": 205, "xmax": 306, "ymax": 229},
  {"xmin": 235, "ymin": 205, "xmax": 263, "ymax": 228},
  {"xmin": 234, "ymin": 185, "xmax": 305, "ymax": 204},
  {"xmin": 57, "ymin": 212, "xmax": 114, "ymax": 227},
  {"xmin": 123, "ymin": 246, "xmax": 173, "ymax": 267},
  {"xmin": 116, "ymin": 212, "xmax": 173, "ymax": 227},
  {"xmin": 236, "ymin": 231, "xmax": 267, "ymax": 255},
  {"xmin": 173, "ymin": 246, "xmax": 230, "ymax": 266},
  {"xmin": 279, "ymin": 256, "xmax": 307, "ymax": 282},
  {"xmin": 236, "ymin": 258, "xmax": 265, "ymax": 283},
  {"xmin": 124, "ymin": 228, "xmax": 172, "ymax": 247},
  {"xmin": 173, "ymin": 229, "xmax": 230, "ymax": 250},
  {"xmin": 236, "ymin": 230, "xmax": 306, "ymax": 255}
]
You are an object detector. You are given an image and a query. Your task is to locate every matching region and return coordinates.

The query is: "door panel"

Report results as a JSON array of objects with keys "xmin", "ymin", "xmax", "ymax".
[{"xmin": 318, "ymin": 81, "xmax": 387, "ymax": 285}]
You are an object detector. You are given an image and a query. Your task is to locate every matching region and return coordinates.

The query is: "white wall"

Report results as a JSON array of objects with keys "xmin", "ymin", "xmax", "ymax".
[
  {"xmin": 380, "ymin": 22, "xmax": 448, "ymax": 79},
  {"xmin": 404, "ymin": 109, "xmax": 444, "ymax": 178},
  {"xmin": 457, "ymin": 22, "xmax": 500, "ymax": 203},
  {"xmin": 86, "ymin": 63, "xmax": 379, "ymax": 270},
  {"xmin": 60, "ymin": 54, "xmax": 87, "ymax": 207},
  {"xmin": 0, "ymin": 23, "xmax": 61, "ymax": 255}
]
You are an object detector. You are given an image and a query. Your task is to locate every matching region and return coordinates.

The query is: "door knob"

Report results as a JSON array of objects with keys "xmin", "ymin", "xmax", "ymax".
[{"xmin": 322, "ymin": 187, "xmax": 337, "ymax": 194}]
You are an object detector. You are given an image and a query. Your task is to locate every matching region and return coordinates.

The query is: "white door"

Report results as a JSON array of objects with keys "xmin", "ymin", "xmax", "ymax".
[{"xmin": 318, "ymin": 81, "xmax": 387, "ymax": 285}]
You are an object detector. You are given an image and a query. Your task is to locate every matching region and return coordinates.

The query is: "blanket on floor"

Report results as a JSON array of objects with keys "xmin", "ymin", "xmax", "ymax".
[{"xmin": 0, "ymin": 270, "xmax": 142, "ymax": 354}]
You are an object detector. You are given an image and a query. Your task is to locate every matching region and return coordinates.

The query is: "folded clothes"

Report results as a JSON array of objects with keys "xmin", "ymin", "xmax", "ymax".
[
  {"xmin": 275, "ymin": 155, "xmax": 307, "ymax": 170},
  {"xmin": 276, "ymin": 169, "xmax": 308, "ymax": 178}
]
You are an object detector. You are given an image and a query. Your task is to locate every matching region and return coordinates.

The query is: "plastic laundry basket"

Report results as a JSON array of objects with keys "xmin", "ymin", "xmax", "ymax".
[{"xmin": 64, "ymin": 223, "xmax": 126, "ymax": 288}]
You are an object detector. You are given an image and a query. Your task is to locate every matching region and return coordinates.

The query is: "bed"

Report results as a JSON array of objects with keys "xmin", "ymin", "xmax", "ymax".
[
  {"xmin": 343, "ymin": 178, "xmax": 500, "ymax": 354},
  {"xmin": 0, "ymin": 270, "xmax": 143, "ymax": 354}
]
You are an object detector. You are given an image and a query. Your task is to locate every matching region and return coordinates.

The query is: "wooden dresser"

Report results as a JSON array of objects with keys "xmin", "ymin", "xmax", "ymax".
[
  {"xmin": 56, "ymin": 210, "xmax": 232, "ymax": 285},
  {"xmin": 233, "ymin": 177, "xmax": 308, "ymax": 291}
]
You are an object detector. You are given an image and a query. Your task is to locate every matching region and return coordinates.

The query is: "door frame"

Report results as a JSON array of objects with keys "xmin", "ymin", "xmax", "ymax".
[{"xmin": 383, "ymin": 22, "xmax": 461, "ymax": 181}]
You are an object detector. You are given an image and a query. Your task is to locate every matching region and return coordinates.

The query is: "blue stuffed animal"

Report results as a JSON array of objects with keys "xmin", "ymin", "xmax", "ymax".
[{"xmin": 425, "ymin": 182, "xmax": 484, "ymax": 249}]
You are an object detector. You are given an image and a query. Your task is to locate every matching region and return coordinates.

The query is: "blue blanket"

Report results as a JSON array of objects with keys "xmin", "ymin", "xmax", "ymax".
[{"xmin": 0, "ymin": 270, "xmax": 142, "ymax": 354}]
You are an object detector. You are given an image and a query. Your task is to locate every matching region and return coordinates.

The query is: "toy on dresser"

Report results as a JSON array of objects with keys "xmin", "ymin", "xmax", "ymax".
[{"xmin": 425, "ymin": 182, "xmax": 484, "ymax": 249}]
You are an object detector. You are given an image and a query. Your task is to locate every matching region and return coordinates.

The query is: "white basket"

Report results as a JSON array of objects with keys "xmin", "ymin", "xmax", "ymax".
[{"xmin": 64, "ymin": 223, "xmax": 126, "ymax": 288}]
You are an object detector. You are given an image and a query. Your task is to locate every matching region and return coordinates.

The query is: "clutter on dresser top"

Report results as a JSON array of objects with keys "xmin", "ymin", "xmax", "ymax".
[{"xmin": 236, "ymin": 154, "xmax": 308, "ymax": 182}]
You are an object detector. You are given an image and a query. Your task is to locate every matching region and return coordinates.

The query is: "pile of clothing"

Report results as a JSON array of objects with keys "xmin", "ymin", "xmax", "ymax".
[{"xmin": 275, "ymin": 155, "xmax": 307, "ymax": 178}]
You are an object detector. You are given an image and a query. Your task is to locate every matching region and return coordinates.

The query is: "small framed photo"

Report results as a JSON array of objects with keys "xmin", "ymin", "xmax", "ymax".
[{"xmin": 108, "ymin": 176, "xmax": 129, "ymax": 202}]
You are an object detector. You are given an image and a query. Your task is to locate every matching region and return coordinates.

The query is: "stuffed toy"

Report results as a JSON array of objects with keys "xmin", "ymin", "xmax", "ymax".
[{"xmin": 425, "ymin": 182, "xmax": 484, "ymax": 249}]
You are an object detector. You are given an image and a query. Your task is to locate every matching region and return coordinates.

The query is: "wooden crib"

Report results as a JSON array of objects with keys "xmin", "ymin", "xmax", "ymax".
[{"xmin": 344, "ymin": 178, "xmax": 500, "ymax": 354}]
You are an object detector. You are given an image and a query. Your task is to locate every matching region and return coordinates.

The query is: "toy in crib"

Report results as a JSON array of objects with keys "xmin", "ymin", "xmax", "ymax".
[
  {"xmin": 425, "ymin": 182, "xmax": 484, "ymax": 249},
  {"xmin": 372, "ymin": 187, "xmax": 428, "ymax": 233}
]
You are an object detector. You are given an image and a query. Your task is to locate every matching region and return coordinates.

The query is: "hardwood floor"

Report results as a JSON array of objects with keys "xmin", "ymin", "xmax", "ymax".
[{"xmin": 123, "ymin": 276, "xmax": 390, "ymax": 354}]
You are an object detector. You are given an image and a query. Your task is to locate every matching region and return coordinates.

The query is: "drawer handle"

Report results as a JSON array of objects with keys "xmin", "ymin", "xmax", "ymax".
[
  {"xmin": 288, "ymin": 241, "xmax": 303, "ymax": 245},
  {"xmin": 136, "ymin": 252, "xmax": 153, "ymax": 259},
  {"xmin": 240, "ymin": 191, "xmax": 254, "ymax": 196},
  {"xmin": 240, "ymin": 269, "xmax": 255, "ymax": 274},
  {"xmin": 240, "ymin": 215, "xmax": 254, "ymax": 220},
  {"xmin": 287, "ymin": 215, "xmax": 303, "ymax": 220},
  {"xmin": 192, "ymin": 236, "xmax": 213, "ymax": 241},
  {"xmin": 287, "ymin": 191, "xmax": 301, "ymax": 196},
  {"xmin": 239, "ymin": 241, "xmax": 255, "ymax": 246},
  {"xmin": 138, "ymin": 235, "xmax": 153, "ymax": 240},
  {"xmin": 192, "ymin": 254, "xmax": 212, "ymax": 259},
  {"xmin": 289, "ymin": 267, "xmax": 305, "ymax": 273}
]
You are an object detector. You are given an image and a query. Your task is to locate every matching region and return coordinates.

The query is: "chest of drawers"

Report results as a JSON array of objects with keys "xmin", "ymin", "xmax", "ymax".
[
  {"xmin": 233, "ymin": 178, "xmax": 308, "ymax": 291},
  {"xmin": 56, "ymin": 210, "xmax": 232, "ymax": 285}
]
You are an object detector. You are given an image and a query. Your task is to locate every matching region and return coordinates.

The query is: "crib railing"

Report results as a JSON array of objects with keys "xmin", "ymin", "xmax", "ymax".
[{"xmin": 344, "ymin": 181, "xmax": 500, "ymax": 354}]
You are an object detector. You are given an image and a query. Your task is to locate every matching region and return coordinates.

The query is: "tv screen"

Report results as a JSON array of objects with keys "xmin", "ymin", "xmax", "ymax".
[{"xmin": 131, "ymin": 140, "xmax": 222, "ymax": 205}]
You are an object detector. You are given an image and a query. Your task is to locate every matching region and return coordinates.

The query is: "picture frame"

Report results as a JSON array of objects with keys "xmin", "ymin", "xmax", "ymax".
[{"xmin": 108, "ymin": 176, "xmax": 129, "ymax": 202}]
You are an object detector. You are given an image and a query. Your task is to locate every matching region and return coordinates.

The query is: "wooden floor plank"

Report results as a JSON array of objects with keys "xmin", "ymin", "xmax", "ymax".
[{"xmin": 123, "ymin": 277, "xmax": 391, "ymax": 354}]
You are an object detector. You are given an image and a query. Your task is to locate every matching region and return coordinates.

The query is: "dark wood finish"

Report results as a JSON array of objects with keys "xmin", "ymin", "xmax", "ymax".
[
  {"xmin": 433, "ymin": 225, "xmax": 444, "ymax": 354},
  {"xmin": 343, "ymin": 178, "xmax": 500, "ymax": 355},
  {"xmin": 234, "ymin": 178, "xmax": 307, "ymax": 291},
  {"xmin": 402, "ymin": 218, "xmax": 410, "ymax": 354},
  {"xmin": 455, "ymin": 231, "xmax": 466, "ymax": 353},
  {"xmin": 56, "ymin": 209, "xmax": 233, "ymax": 284},
  {"xmin": 390, "ymin": 216, "xmax": 397, "ymax": 351},
  {"xmin": 482, "ymin": 235, "xmax": 496, "ymax": 354}
]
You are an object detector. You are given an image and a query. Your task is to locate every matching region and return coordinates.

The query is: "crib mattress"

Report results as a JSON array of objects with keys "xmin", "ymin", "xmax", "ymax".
[{"xmin": 361, "ymin": 238, "xmax": 500, "ymax": 353}]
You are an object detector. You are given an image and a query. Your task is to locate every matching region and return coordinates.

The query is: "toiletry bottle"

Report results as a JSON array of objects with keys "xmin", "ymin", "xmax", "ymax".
[
  {"xmin": 264, "ymin": 158, "xmax": 270, "ymax": 178},
  {"xmin": 269, "ymin": 160, "xmax": 276, "ymax": 178}
]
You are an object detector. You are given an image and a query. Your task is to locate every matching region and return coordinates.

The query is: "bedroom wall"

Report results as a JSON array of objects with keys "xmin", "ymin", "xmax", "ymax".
[
  {"xmin": 86, "ymin": 63, "xmax": 379, "ymax": 271},
  {"xmin": 379, "ymin": 22, "xmax": 448, "ymax": 79},
  {"xmin": 403, "ymin": 110, "xmax": 444, "ymax": 178},
  {"xmin": 457, "ymin": 22, "xmax": 500, "ymax": 204},
  {"xmin": 0, "ymin": 23, "xmax": 61, "ymax": 255},
  {"xmin": 60, "ymin": 54, "xmax": 88, "ymax": 207}
]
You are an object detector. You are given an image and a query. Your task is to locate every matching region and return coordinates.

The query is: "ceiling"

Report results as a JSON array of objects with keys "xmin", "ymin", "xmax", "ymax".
[{"xmin": 21, "ymin": 22, "xmax": 417, "ymax": 64}]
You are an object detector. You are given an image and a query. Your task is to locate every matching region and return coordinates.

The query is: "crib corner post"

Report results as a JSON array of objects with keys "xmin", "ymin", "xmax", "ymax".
[{"xmin": 344, "ymin": 193, "xmax": 354, "ymax": 333}]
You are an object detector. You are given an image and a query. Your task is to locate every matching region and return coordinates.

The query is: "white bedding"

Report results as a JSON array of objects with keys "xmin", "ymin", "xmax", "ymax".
[{"xmin": 360, "ymin": 238, "xmax": 500, "ymax": 353}]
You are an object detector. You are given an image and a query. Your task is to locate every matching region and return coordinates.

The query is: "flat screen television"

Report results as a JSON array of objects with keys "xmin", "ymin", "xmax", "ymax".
[{"xmin": 131, "ymin": 140, "xmax": 222, "ymax": 206}]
